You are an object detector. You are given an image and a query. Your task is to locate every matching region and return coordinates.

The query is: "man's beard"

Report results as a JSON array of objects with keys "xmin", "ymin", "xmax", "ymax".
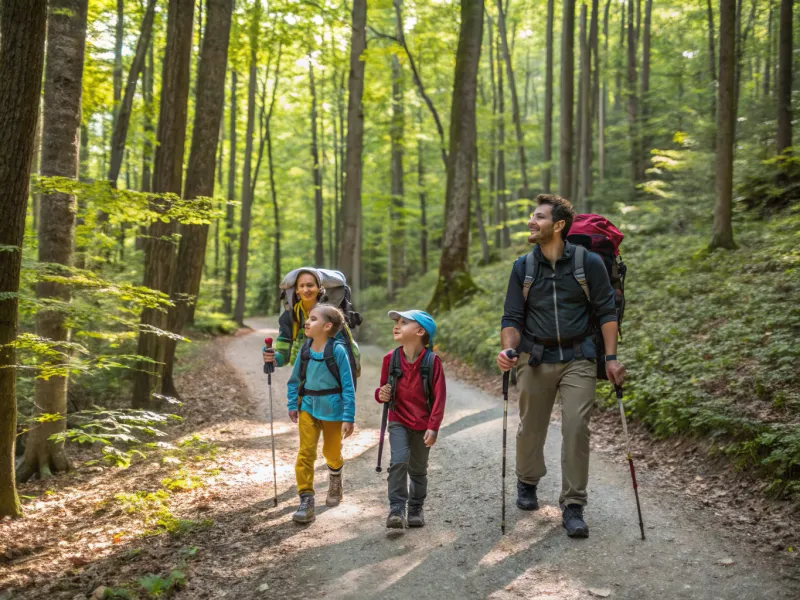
[{"xmin": 528, "ymin": 228, "xmax": 553, "ymax": 244}]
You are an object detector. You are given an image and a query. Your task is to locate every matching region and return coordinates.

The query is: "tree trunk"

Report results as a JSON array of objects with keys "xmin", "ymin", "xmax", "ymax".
[
  {"xmin": 473, "ymin": 148, "xmax": 490, "ymax": 265},
  {"xmin": 417, "ymin": 107, "xmax": 428, "ymax": 275},
  {"xmin": 496, "ymin": 34, "xmax": 509, "ymax": 247},
  {"xmin": 640, "ymin": 0, "xmax": 651, "ymax": 170},
  {"xmin": 599, "ymin": 0, "xmax": 610, "ymax": 181},
  {"xmin": 222, "ymin": 70, "xmax": 236, "ymax": 314},
  {"xmin": 776, "ymin": 0, "xmax": 792, "ymax": 154},
  {"xmin": 589, "ymin": 0, "xmax": 599, "ymax": 199},
  {"xmin": 268, "ymin": 102, "xmax": 282, "ymax": 314},
  {"xmin": 560, "ymin": 0, "xmax": 576, "ymax": 198},
  {"xmin": 427, "ymin": 0, "xmax": 483, "ymax": 314},
  {"xmin": 160, "ymin": 0, "xmax": 232, "ymax": 399},
  {"xmin": 543, "ymin": 0, "xmax": 554, "ymax": 193},
  {"xmin": 577, "ymin": 3, "xmax": 591, "ymax": 210},
  {"xmin": 487, "ymin": 15, "xmax": 499, "ymax": 247},
  {"xmin": 132, "ymin": 0, "xmax": 195, "ymax": 409},
  {"xmin": 215, "ymin": 116, "xmax": 224, "ymax": 277},
  {"xmin": 18, "ymin": 0, "xmax": 89, "ymax": 484},
  {"xmin": 707, "ymin": 0, "xmax": 717, "ymax": 121},
  {"xmin": 337, "ymin": 71, "xmax": 345, "ymax": 259},
  {"xmin": 137, "ymin": 40, "xmax": 155, "ymax": 252},
  {"xmin": 764, "ymin": 1, "xmax": 773, "ymax": 98},
  {"xmin": 108, "ymin": 0, "xmax": 157, "ymax": 187},
  {"xmin": 31, "ymin": 102, "xmax": 43, "ymax": 232},
  {"xmin": 0, "ymin": 0, "xmax": 47, "ymax": 518},
  {"xmin": 114, "ymin": 0, "xmax": 124, "ymax": 124},
  {"xmin": 495, "ymin": 0, "xmax": 529, "ymax": 204},
  {"xmin": 709, "ymin": 0, "xmax": 737, "ymax": 250},
  {"xmin": 338, "ymin": 0, "xmax": 367, "ymax": 295},
  {"xmin": 389, "ymin": 0, "xmax": 407, "ymax": 292},
  {"xmin": 308, "ymin": 59, "xmax": 325, "ymax": 268},
  {"xmin": 626, "ymin": 0, "xmax": 640, "ymax": 190}
]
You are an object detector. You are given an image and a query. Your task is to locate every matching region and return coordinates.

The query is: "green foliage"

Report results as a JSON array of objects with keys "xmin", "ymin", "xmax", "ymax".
[
  {"xmin": 738, "ymin": 149, "xmax": 800, "ymax": 213},
  {"xmin": 137, "ymin": 570, "xmax": 185, "ymax": 598}
]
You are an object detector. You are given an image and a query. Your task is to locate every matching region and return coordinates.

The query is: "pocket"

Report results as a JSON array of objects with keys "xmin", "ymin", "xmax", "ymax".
[{"xmin": 580, "ymin": 338, "xmax": 597, "ymax": 360}]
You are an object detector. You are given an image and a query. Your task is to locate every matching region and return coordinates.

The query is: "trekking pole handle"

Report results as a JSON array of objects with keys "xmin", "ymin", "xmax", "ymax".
[
  {"xmin": 263, "ymin": 338, "xmax": 275, "ymax": 375},
  {"xmin": 615, "ymin": 385, "xmax": 623, "ymax": 400},
  {"xmin": 502, "ymin": 350, "xmax": 519, "ymax": 396}
]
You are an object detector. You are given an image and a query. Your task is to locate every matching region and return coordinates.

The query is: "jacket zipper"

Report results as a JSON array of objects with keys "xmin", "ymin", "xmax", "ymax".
[{"xmin": 550, "ymin": 262, "xmax": 564, "ymax": 360}]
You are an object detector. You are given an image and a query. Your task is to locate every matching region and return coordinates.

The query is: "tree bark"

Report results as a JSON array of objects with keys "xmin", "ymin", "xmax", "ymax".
[
  {"xmin": 417, "ymin": 107, "xmax": 428, "ymax": 275},
  {"xmin": 496, "ymin": 34, "xmax": 509, "ymax": 247},
  {"xmin": 543, "ymin": 0, "xmax": 554, "ymax": 193},
  {"xmin": 495, "ymin": 0, "xmax": 529, "ymax": 204},
  {"xmin": 776, "ymin": 0, "xmax": 792, "ymax": 154},
  {"xmin": 160, "ymin": 0, "xmax": 233, "ymax": 399},
  {"xmin": 487, "ymin": 15, "xmax": 499, "ymax": 247},
  {"xmin": 560, "ymin": 0, "xmax": 576, "ymax": 198},
  {"xmin": 626, "ymin": 0, "xmax": 640, "ymax": 189},
  {"xmin": 577, "ymin": 3, "xmax": 591, "ymax": 210},
  {"xmin": 710, "ymin": 0, "xmax": 737, "ymax": 250},
  {"xmin": 18, "ymin": 0, "xmax": 89, "ymax": 484},
  {"xmin": 764, "ymin": 1, "xmax": 773, "ymax": 98},
  {"xmin": 114, "ymin": 0, "xmax": 124, "ymax": 124},
  {"xmin": 108, "ymin": 0, "xmax": 157, "ymax": 187},
  {"xmin": 640, "ymin": 0, "xmax": 651, "ymax": 170},
  {"xmin": 267, "ymin": 62, "xmax": 283, "ymax": 314},
  {"xmin": 427, "ymin": 0, "xmax": 483, "ymax": 314},
  {"xmin": 473, "ymin": 148, "xmax": 490, "ymax": 265},
  {"xmin": 615, "ymin": 0, "xmax": 625, "ymax": 113},
  {"xmin": 338, "ymin": 0, "xmax": 367, "ymax": 296},
  {"xmin": 0, "ymin": 0, "xmax": 47, "ymax": 518},
  {"xmin": 707, "ymin": 0, "xmax": 717, "ymax": 121},
  {"xmin": 599, "ymin": 0, "xmax": 610, "ymax": 181},
  {"xmin": 390, "ymin": 0, "xmax": 407, "ymax": 291},
  {"xmin": 222, "ymin": 70, "xmax": 236, "ymax": 314},
  {"xmin": 309, "ymin": 59, "xmax": 325, "ymax": 268},
  {"xmin": 132, "ymin": 0, "xmax": 195, "ymax": 409}
]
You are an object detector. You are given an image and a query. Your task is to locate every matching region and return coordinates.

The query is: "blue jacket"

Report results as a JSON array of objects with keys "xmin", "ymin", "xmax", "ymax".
[
  {"xmin": 287, "ymin": 341, "xmax": 356, "ymax": 423},
  {"xmin": 501, "ymin": 242, "xmax": 617, "ymax": 363}
]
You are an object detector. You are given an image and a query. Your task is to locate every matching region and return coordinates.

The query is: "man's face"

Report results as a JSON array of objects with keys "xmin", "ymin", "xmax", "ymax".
[{"xmin": 528, "ymin": 204, "xmax": 562, "ymax": 244}]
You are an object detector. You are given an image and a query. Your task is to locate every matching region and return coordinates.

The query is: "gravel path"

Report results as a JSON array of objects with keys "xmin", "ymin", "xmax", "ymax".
[{"xmin": 216, "ymin": 317, "xmax": 799, "ymax": 600}]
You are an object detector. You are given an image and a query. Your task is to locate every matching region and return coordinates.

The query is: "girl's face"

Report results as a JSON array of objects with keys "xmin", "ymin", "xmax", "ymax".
[
  {"xmin": 305, "ymin": 309, "xmax": 332, "ymax": 339},
  {"xmin": 296, "ymin": 273, "xmax": 320, "ymax": 306},
  {"xmin": 392, "ymin": 318, "xmax": 425, "ymax": 345}
]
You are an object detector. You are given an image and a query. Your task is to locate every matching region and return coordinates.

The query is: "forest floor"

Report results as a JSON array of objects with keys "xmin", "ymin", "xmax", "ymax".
[{"xmin": 2, "ymin": 317, "xmax": 799, "ymax": 599}]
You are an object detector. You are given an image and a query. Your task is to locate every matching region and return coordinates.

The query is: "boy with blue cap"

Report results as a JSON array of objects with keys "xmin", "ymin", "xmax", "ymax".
[{"xmin": 375, "ymin": 310, "xmax": 447, "ymax": 529}]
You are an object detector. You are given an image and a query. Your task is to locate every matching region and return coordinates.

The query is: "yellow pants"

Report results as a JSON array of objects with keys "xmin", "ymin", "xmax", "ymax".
[{"xmin": 296, "ymin": 410, "xmax": 344, "ymax": 495}]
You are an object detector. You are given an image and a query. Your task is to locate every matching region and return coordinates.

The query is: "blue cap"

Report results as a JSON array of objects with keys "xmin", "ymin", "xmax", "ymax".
[{"xmin": 388, "ymin": 310, "xmax": 437, "ymax": 346}]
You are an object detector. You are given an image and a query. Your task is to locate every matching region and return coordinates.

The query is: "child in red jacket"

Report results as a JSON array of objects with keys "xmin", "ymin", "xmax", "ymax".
[{"xmin": 375, "ymin": 310, "xmax": 446, "ymax": 529}]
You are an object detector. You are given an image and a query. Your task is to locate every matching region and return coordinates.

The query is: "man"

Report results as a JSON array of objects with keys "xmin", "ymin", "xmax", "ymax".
[{"xmin": 497, "ymin": 194, "xmax": 625, "ymax": 538}]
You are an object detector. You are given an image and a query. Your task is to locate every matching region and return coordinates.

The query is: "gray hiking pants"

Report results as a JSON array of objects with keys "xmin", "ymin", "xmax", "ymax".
[
  {"xmin": 388, "ymin": 422, "xmax": 431, "ymax": 509},
  {"xmin": 515, "ymin": 355, "xmax": 597, "ymax": 506}
]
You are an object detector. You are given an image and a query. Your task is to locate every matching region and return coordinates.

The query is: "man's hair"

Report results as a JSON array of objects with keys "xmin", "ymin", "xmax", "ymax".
[
  {"xmin": 536, "ymin": 193, "xmax": 575, "ymax": 240},
  {"xmin": 311, "ymin": 304, "xmax": 345, "ymax": 336}
]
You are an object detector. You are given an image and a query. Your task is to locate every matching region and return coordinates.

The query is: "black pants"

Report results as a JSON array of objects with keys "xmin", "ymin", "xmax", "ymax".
[{"xmin": 387, "ymin": 423, "xmax": 431, "ymax": 509}]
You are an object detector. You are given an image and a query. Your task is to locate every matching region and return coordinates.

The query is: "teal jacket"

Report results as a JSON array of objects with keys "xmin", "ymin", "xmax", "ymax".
[{"xmin": 287, "ymin": 342, "xmax": 356, "ymax": 423}]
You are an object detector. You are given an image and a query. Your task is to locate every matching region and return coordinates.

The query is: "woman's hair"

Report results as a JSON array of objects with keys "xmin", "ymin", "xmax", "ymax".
[{"xmin": 311, "ymin": 304, "xmax": 345, "ymax": 337}]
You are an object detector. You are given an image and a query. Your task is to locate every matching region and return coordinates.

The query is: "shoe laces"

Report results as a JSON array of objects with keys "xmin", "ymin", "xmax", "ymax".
[
  {"xmin": 563, "ymin": 504, "xmax": 583, "ymax": 520},
  {"xmin": 408, "ymin": 505, "xmax": 422, "ymax": 517}
]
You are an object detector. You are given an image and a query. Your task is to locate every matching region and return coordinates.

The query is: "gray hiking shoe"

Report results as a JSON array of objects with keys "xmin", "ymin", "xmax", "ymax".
[
  {"xmin": 326, "ymin": 471, "xmax": 343, "ymax": 507},
  {"xmin": 562, "ymin": 504, "xmax": 589, "ymax": 538},
  {"xmin": 516, "ymin": 480, "xmax": 539, "ymax": 511},
  {"xmin": 386, "ymin": 505, "xmax": 406, "ymax": 529},
  {"xmin": 407, "ymin": 505, "xmax": 425, "ymax": 528},
  {"xmin": 292, "ymin": 493, "xmax": 315, "ymax": 524}
]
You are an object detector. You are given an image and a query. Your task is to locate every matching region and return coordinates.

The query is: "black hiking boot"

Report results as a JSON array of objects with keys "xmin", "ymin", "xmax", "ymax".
[
  {"xmin": 386, "ymin": 505, "xmax": 406, "ymax": 529},
  {"xmin": 326, "ymin": 471, "xmax": 343, "ymax": 507},
  {"xmin": 407, "ymin": 505, "xmax": 425, "ymax": 528},
  {"xmin": 292, "ymin": 493, "xmax": 315, "ymax": 524},
  {"xmin": 562, "ymin": 504, "xmax": 589, "ymax": 538},
  {"xmin": 516, "ymin": 480, "xmax": 539, "ymax": 511}
]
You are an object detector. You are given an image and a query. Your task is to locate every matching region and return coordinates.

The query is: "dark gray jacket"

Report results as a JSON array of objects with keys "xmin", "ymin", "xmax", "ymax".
[{"xmin": 501, "ymin": 242, "xmax": 617, "ymax": 363}]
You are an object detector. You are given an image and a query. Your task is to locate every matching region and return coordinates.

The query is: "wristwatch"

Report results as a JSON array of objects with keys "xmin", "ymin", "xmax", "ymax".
[{"xmin": 605, "ymin": 354, "xmax": 617, "ymax": 362}]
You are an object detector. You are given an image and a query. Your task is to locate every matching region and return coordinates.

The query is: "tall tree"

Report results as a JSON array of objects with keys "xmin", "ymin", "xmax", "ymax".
[
  {"xmin": 108, "ymin": 0, "xmax": 158, "ymax": 187},
  {"xmin": 496, "ymin": 34, "xmax": 509, "ymax": 247},
  {"xmin": 222, "ymin": 70, "xmax": 236, "ymax": 314},
  {"xmin": 543, "ymin": 0, "xmax": 554, "ymax": 193},
  {"xmin": 626, "ymin": 0, "xmax": 641, "ymax": 189},
  {"xmin": 473, "ymin": 148, "xmax": 491, "ymax": 265},
  {"xmin": 138, "ymin": 40, "xmax": 155, "ymax": 253},
  {"xmin": 234, "ymin": 1, "xmax": 261, "ymax": 325},
  {"xmin": 428, "ymin": 0, "xmax": 483, "ymax": 313},
  {"xmin": 599, "ymin": 0, "xmax": 611, "ymax": 180},
  {"xmin": 495, "ymin": 0, "xmax": 529, "ymax": 204},
  {"xmin": 309, "ymin": 58, "xmax": 325, "ymax": 268},
  {"xmin": 114, "ymin": 0, "xmax": 124, "ymax": 124},
  {"xmin": 776, "ymin": 0, "xmax": 792, "ymax": 155},
  {"xmin": 266, "ymin": 55, "xmax": 283, "ymax": 313},
  {"xmin": 560, "ymin": 0, "xmax": 576, "ymax": 198},
  {"xmin": 640, "ymin": 0, "xmax": 652, "ymax": 166},
  {"xmin": 710, "ymin": 0, "xmax": 737, "ymax": 250},
  {"xmin": 763, "ymin": 1, "xmax": 773, "ymax": 98},
  {"xmin": 17, "ymin": 0, "xmax": 88, "ymax": 483},
  {"xmin": 161, "ymin": 0, "xmax": 233, "ymax": 399},
  {"xmin": 577, "ymin": 2, "xmax": 591, "ymax": 209},
  {"xmin": 417, "ymin": 107, "xmax": 428, "ymax": 274},
  {"xmin": 389, "ymin": 0, "xmax": 407, "ymax": 293},
  {"xmin": 706, "ymin": 0, "xmax": 717, "ymax": 121},
  {"xmin": 0, "ymin": 0, "xmax": 47, "ymax": 518},
  {"xmin": 132, "ymin": 0, "xmax": 195, "ymax": 409},
  {"xmin": 338, "ymin": 0, "xmax": 368, "ymax": 294}
]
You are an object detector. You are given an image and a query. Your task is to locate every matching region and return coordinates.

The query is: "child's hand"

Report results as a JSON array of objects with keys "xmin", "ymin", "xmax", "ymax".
[
  {"xmin": 342, "ymin": 422, "xmax": 354, "ymax": 439},
  {"xmin": 378, "ymin": 384, "xmax": 392, "ymax": 403},
  {"xmin": 423, "ymin": 429, "xmax": 437, "ymax": 447},
  {"xmin": 288, "ymin": 410, "xmax": 298, "ymax": 423}
]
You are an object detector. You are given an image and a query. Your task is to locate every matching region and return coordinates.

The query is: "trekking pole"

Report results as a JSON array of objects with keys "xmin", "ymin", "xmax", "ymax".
[
  {"xmin": 376, "ymin": 402, "xmax": 389, "ymax": 473},
  {"xmin": 615, "ymin": 385, "xmax": 645, "ymax": 540},
  {"xmin": 501, "ymin": 349, "xmax": 519, "ymax": 535},
  {"xmin": 264, "ymin": 338, "xmax": 278, "ymax": 507}
]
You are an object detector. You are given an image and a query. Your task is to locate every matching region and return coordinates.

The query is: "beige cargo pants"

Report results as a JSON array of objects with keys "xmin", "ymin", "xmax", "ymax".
[{"xmin": 515, "ymin": 353, "xmax": 597, "ymax": 507}]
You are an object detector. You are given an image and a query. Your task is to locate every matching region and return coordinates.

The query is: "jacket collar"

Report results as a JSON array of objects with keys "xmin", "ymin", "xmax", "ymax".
[{"xmin": 532, "ymin": 240, "xmax": 575, "ymax": 264}]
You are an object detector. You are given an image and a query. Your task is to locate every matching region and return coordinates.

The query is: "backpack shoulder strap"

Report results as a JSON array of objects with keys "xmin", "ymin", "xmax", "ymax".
[
  {"xmin": 298, "ymin": 338, "xmax": 313, "ymax": 393},
  {"xmin": 522, "ymin": 250, "xmax": 538, "ymax": 302},
  {"xmin": 420, "ymin": 349, "xmax": 436, "ymax": 410},
  {"xmin": 324, "ymin": 338, "xmax": 342, "ymax": 388},
  {"xmin": 573, "ymin": 245, "xmax": 590, "ymax": 301}
]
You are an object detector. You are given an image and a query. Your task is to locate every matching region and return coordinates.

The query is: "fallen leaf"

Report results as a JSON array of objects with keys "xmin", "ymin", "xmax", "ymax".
[{"xmin": 588, "ymin": 588, "xmax": 612, "ymax": 598}]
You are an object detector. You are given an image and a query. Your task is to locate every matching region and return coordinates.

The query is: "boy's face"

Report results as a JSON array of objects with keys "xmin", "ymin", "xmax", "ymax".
[
  {"xmin": 305, "ymin": 309, "xmax": 332, "ymax": 339},
  {"xmin": 392, "ymin": 317, "xmax": 426, "ymax": 346},
  {"xmin": 528, "ymin": 204, "xmax": 563, "ymax": 244}
]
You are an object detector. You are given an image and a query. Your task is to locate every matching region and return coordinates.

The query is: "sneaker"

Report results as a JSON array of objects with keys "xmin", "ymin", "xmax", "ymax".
[
  {"xmin": 386, "ymin": 505, "xmax": 406, "ymax": 529},
  {"xmin": 292, "ymin": 493, "xmax": 315, "ymax": 524},
  {"xmin": 326, "ymin": 471, "xmax": 343, "ymax": 507},
  {"xmin": 562, "ymin": 504, "xmax": 589, "ymax": 538},
  {"xmin": 407, "ymin": 505, "xmax": 425, "ymax": 528},
  {"xmin": 516, "ymin": 480, "xmax": 539, "ymax": 511}
]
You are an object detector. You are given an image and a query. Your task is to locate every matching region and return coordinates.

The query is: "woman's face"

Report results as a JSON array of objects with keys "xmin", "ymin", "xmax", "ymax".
[{"xmin": 296, "ymin": 273, "xmax": 320, "ymax": 306}]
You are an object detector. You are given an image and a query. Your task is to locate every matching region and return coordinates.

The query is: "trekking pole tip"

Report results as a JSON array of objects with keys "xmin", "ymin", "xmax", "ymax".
[
  {"xmin": 273, "ymin": 498, "xmax": 278, "ymax": 507},
  {"xmin": 375, "ymin": 466, "xmax": 382, "ymax": 473}
]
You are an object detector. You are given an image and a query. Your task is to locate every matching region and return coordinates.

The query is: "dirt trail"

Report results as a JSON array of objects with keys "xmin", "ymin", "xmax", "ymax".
[{"xmin": 189, "ymin": 317, "xmax": 797, "ymax": 600}]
